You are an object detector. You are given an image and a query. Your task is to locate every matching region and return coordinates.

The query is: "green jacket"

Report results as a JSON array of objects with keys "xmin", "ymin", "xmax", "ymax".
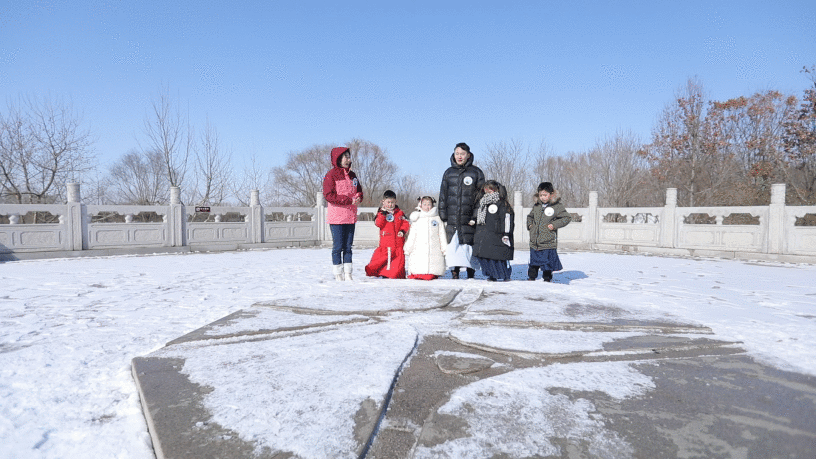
[{"xmin": 526, "ymin": 198, "xmax": 571, "ymax": 250}]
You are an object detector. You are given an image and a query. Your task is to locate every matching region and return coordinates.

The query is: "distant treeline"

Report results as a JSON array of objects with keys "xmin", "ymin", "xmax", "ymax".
[{"xmin": 3, "ymin": 69, "xmax": 815, "ymax": 207}]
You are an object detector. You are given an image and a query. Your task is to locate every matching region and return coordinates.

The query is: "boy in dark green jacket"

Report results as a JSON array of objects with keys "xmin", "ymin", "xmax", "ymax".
[{"xmin": 526, "ymin": 182, "xmax": 571, "ymax": 282}]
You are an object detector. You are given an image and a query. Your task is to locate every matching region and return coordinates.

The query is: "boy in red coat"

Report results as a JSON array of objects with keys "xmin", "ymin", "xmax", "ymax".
[{"xmin": 365, "ymin": 190, "xmax": 411, "ymax": 279}]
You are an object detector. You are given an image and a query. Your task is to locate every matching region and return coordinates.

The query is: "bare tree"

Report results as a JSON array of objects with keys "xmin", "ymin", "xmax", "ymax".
[
  {"xmin": 783, "ymin": 65, "xmax": 816, "ymax": 204},
  {"xmin": 233, "ymin": 152, "xmax": 272, "ymax": 206},
  {"xmin": 0, "ymin": 95, "xmax": 93, "ymax": 203},
  {"xmin": 393, "ymin": 174, "xmax": 435, "ymax": 210},
  {"xmin": 707, "ymin": 90, "xmax": 798, "ymax": 205},
  {"xmin": 346, "ymin": 138, "xmax": 398, "ymax": 206},
  {"xmin": 192, "ymin": 119, "xmax": 232, "ymax": 205},
  {"xmin": 271, "ymin": 144, "xmax": 333, "ymax": 206},
  {"xmin": 533, "ymin": 143, "xmax": 593, "ymax": 207},
  {"xmin": 81, "ymin": 170, "xmax": 113, "ymax": 205},
  {"xmin": 107, "ymin": 149, "xmax": 168, "ymax": 204},
  {"xmin": 641, "ymin": 78, "xmax": 726, "ymax": 206},
  {"xmin": 587, "ymin": 130, "xmax": 650, "ymax": 206},
  {"xmin": 481, "ymin": 139, "xmax": 534, "ymax": 202},
  {"xmin": 140, "ymin": 86, "xmax": 190, "ymax": 194}
]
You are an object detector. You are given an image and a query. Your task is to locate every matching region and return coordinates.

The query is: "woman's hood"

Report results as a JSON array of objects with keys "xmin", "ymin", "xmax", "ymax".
[{"xmin": 330, "ymin": 147, "xmax": 350, "ymax": 168}]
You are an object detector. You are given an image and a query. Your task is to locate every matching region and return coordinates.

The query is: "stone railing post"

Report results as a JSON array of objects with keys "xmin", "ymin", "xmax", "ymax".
[
  {"xmin": 65, "ymin": 183, "xmax": 85, "ymax": 251},
  {"xmin": 660, "ymin": 188, "xmax": 677, "ymax": 248},
  {"xmin": 513, "ymin": 190, "xmax": 524, "ymax": 245},
  {"xmin": 168, "ymin": 186, "xmax": 185, "ymax": 247},
  {"xmin": 586, "ymin": 191, "xmax": 598, "ymax": 247},
  {"xmin": 250, "ymin": 189, "xmax": 263, "ymax": 243},
  {"xmin": 768, "ymin": 183, "xmax": 786, "ymax": 254},
  {"xmin": 316, "ymin": 192, "xmax": 326, "ymax": 242}
]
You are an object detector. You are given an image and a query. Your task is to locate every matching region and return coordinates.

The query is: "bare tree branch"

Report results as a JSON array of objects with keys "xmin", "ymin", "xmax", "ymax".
[
  {"xmin": 0, "ymin": 95, "xmax": 92, "ymax": 203},
  {"xmin": 140, "ymin": 86, "xmax": 189, "ymax": 194}
]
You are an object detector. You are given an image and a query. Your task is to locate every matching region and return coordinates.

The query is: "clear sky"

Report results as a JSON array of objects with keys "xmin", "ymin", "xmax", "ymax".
[{"xmin": 2, "ymin": 0, "xmax": 815, "ymax": 186}]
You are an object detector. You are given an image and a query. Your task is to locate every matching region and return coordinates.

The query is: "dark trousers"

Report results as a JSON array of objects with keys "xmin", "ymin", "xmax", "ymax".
[
  {"xmin": 330, "ymin": 224, "xmax": 355, "ymax": 265},
  {"xmin": 451, "ymin": 267, "xmax": 475, "ymax": 279},
  {"xmin": 528, "ymin": 265, "xmax": 552, "ymax": 281}
]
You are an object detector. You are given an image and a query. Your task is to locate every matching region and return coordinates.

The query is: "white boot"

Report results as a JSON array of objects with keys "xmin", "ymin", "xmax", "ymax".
[
  {"xmin": 343, "ymin": 263, "xmax": 353, "ymax": 281},
  {"xmin": 333, "ymin": 264, "xmax": 344, "ymax": 281}
]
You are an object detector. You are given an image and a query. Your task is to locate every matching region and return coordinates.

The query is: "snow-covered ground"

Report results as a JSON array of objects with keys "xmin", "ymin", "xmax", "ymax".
[{"xmin": 1, "ymin": 248, "xmax": 814, "ymax": 458}]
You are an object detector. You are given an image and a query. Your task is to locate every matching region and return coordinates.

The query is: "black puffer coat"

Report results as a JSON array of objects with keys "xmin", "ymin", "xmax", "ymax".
[
  {"xmin": 438, "ymin": 153, "xmax": 485, "ymax": 245},
  {"xmin": 473, "ymin": 199, "xmax": 515, "ymax": 261}
]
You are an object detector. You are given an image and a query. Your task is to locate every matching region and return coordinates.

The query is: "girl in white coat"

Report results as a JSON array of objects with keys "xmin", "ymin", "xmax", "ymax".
[{"xmin": 404, "ymin": 197, "xmax": 448, "ymax": 280}]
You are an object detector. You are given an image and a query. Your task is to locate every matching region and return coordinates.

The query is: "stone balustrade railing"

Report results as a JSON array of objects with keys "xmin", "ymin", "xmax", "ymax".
[{"xmin": 2, "ymin": 183, "xmax": 815, "ymax": 263}]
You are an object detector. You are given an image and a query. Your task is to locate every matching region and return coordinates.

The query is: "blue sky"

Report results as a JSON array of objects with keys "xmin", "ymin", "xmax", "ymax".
[{"xmin": 2, "ymin": 0, "xmax": 814, "ymax": 187}]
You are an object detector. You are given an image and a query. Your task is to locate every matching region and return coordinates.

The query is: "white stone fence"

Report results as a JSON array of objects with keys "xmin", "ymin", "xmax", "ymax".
[
  {"xmin": 0, "ymin": 185, "xmax": 319, "ymax": 260},
  {"xmin": 509, "ymin": 183, "xmax": 816, "ymax": 263},
  {"xmin": 2, "ymin": 183, "xmax": 815, "ymax": 263}
]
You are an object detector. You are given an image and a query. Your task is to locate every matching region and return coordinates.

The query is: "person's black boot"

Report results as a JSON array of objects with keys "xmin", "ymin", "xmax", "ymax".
[
  {"xmin": 527, "ymin": 265, "xmax": 538, "ymax": 281},
  {"xmin": 543, "ymin": 270, "xmax": 553, "ymax": 282},
  {"xmin": 466, "ymin": 268, "xmax": 476, "ymax": 279},
  {"xmin": 451, "ymin": 269, "xmax": 460, "ymax": 279}
]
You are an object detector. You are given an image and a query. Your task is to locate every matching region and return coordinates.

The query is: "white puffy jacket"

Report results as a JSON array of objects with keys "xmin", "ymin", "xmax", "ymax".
[{"xmin": 404, "ymin": 206, "xmax": 448, "ymax": 276}]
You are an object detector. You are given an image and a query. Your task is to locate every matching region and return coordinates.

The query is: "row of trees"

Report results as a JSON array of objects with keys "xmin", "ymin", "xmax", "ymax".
[
  {"xmin": 271, "ymin": 138, "xmax": 439, "ymax": 209},
  {"xmin": 3, "ymin": 68, "xmax": 815, "ymax": 208},
  {"xmin": 641, "ymin": 70, "xmax": 816, "ymax": 206},
  {"xmin": 500, "ymin": 67, "xmax": 816, "ymax": 208}
]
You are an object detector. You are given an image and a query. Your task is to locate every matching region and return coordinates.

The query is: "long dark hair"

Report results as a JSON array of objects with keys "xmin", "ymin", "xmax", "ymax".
[{"xmin": 477, "ymin": 180, "xmax": 514, "ymax": 213}]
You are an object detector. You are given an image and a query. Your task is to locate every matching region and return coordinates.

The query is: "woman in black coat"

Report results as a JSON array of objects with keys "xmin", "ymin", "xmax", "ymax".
[{"xmin": 438, "ymin": 142, "xmax": 485, "ymax": 279}]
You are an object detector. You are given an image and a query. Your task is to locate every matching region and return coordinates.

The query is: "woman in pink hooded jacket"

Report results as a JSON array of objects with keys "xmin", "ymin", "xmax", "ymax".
[{"xmin": 323, "ymin": 147, "xmax": 363, "ymax": 280}]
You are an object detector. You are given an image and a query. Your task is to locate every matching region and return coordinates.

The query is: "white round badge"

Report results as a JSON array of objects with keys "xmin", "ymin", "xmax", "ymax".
[
  {"xmin": 352, "ymin": 178, "xmax": 358, "ymax": 187},
  {"xmin": 544, "ymin": 207, "xmax": 555, "ymax": 216},
  {"xmin": 463, "ymin": 176, "xmax": 473, "ymax": 186},
  {"xmin": 488, "ymin": 204, "xmax": 498, "ymax": 214},
  {"xmin": 386, "ymin": 214, "xmax": 394, "ymax": 222}
]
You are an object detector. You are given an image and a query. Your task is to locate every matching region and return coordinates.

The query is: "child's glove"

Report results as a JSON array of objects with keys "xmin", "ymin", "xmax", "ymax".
[
  {"xmin": 397, "ymin": 231, "xmax": 404, "ymax": 237},
  {"xmin": 502, "ymin": 236, "xmax": 511, "ymax": 247}
]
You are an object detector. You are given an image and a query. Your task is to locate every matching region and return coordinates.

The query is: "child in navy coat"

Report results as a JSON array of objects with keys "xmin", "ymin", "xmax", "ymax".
[{"xmin": 471, "ymin": 181, "xmax": 514, "ymax": 281}]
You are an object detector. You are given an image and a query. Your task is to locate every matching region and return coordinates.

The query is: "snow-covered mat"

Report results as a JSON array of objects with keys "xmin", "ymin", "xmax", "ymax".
[
  {"xmin": 2, "ymin": 248, "xmax": 816, "ymax": 458},
  {"xmin": 134, "ymin": 320, "xmax": 418, "ymax": 458}
]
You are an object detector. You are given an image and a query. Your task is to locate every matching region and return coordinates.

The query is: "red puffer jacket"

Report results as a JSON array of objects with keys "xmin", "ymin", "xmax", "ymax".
[{"xmin": 365, "ymin": 206, "xmax": 411, "ymax": 278}]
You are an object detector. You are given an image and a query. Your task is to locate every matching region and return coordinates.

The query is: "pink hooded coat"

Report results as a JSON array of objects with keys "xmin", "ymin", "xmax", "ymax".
[{"xmin": 323, "ymin": 147, "xmax": 363, "ymax": 224}]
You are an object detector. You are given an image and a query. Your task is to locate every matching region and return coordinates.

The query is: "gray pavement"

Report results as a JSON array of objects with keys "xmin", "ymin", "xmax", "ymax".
[{"xmin": 132, "ymin": 287, "xmax": 816, "ymax": 458}]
